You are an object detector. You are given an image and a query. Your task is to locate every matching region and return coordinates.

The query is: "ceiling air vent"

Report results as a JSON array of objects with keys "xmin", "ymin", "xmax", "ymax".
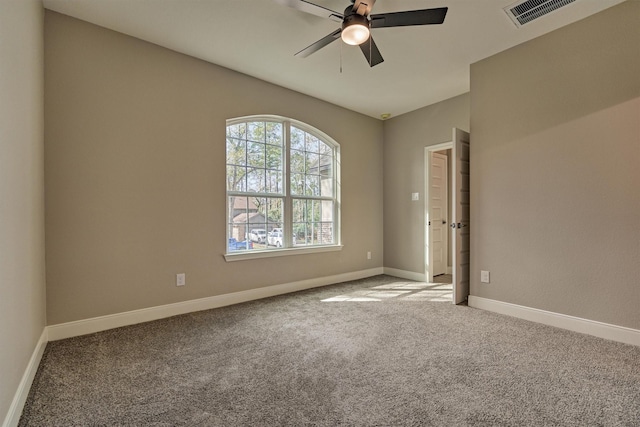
[{"xmin": 504, "ymin": 0, "xmax": 577, "ymax": 27}]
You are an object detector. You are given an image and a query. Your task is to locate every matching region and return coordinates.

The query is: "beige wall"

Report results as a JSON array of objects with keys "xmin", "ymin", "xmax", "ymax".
[
  {"xmin": 383, "ymin": 93, "xmax": 469, "ymax": 274},
  {"xmin": 470, "ymin": 1, "xmax": 640, "ymax": 329},
  {"xmin": 0, "ymin": 0, "xmax": 46, "ymax": 421},
  {"xmin": 44, "ymin": 11, "xmax": 384, "ymax": 325}
]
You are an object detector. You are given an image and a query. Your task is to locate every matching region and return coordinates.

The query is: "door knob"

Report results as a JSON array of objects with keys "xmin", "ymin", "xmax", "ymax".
[{"xmin": 442, "ymin": 220, "xmax": 446, "ymax": 224}]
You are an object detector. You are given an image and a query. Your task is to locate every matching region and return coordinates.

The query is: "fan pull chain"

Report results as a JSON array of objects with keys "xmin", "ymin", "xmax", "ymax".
[{"xmin": 340, "ymin": 39, "xmax": 343, "ymax": 74}]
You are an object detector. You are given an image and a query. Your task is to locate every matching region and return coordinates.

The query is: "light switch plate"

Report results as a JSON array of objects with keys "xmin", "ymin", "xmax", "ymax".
[{"xmin": 411, "ymin": 192, "xmax": 419, "ymax": 201}]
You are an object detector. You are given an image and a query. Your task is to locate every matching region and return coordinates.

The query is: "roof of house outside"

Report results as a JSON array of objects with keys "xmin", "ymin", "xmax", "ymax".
[
  {"xmin": 232, "ymin": 212, "xmax": 265, "ymax": 224},
  {"xmin": 232, "ymin": 197, "xmax": 258, "ymax": 211}
]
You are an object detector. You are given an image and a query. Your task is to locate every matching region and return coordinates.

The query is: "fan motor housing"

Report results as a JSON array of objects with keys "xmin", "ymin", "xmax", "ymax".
[{"xmin": 342, "ymin": 11, "xmax": 369, "ymax": 28}]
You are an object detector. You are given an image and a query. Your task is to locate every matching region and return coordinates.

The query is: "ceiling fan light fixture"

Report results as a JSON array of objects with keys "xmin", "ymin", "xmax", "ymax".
[{"xmin": 341, "ymin": 14, "xmax": 370, "ymax": 45}]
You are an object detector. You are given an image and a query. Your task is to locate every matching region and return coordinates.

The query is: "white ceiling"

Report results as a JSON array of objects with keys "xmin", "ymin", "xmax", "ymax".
[{"xmin": 42, "ymin": 0, "xmax": 625, "ymax": 119}]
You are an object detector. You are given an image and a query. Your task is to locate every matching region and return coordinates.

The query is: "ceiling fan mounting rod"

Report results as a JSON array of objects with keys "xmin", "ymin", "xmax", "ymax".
[{"xmin": 350, "ymin": 0, "xmax": 375, "ymax": 17}]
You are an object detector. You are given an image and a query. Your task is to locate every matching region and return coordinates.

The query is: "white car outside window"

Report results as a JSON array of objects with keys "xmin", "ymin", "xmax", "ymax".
[
  {"xmin": 249, "ymin": 229, "xmax": 267, "ymax": 243},
  {"xmin": 268, "ymin": 229, "xmax": 283, "ymax": 247}
]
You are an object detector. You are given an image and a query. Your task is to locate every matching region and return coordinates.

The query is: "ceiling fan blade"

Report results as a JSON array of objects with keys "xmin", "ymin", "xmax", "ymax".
[
  {"xmin": 295, "ymin": 29, "xmax": 342, "ymax": 58},
  {"xmin": 352, "ymin": 0, "xmax": 375, "ymax": 16},
  {"xmin": 370, "ymin": 7, "xmax": 448, "ymax": 28},
  {"xmin": 359, "ymin": 36, "xmax": 384, "ymax": 67},
  {"xmin": 273, "ymin": 0, "xmax": 343, "ymax": 22}
]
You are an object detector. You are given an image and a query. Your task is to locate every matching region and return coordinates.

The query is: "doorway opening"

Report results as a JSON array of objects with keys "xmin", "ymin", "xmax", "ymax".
[
  {"xmin": 425, "ymin": 142, "xmax": 453, "ymax": 285},
  {"xmin": 424, "ymin": 128, "xmax": 470, "ymax": 304}
]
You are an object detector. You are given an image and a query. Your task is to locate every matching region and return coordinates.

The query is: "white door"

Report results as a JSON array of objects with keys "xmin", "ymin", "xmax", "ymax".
[
  {"xmin": 429, "ymin": 152, "xmax": 448, "ymax": 277},
  {"xmin": 451, "ymin": 128, "xmax": 470, "ymax": 304}
]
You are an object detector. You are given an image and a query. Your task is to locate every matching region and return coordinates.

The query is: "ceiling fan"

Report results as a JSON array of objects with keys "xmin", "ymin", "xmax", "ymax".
[{"xmin": 274, "ymin": 0, "xmax": 448, "ymax": 67}]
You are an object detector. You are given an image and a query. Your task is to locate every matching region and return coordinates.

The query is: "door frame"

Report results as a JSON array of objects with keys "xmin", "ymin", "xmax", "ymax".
[{"xmin": 424, "ymin": 141, "xmax": 453, "ymax": 284}]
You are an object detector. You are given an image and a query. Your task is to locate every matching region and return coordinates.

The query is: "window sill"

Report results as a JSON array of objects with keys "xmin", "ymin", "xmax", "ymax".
[{"xmin": 224, "ymin": 244, "xmax": 343, "ymax": 262}]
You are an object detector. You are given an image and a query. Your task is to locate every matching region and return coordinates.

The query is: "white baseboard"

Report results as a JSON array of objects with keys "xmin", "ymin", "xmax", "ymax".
[
  {"xmin": 48, "ymin": 267, "xmax": 384, "ymax": 341},
  {"xmin": 2, "ymin": 328, "xmax": 48, "ymax": 427},
  {"xmin": 468, "ymin": 296, "xmax": 640, "ymax": 347},
  {"xmin": 383, "ymin": 267, "xmax": 426, "ymax": 282}
]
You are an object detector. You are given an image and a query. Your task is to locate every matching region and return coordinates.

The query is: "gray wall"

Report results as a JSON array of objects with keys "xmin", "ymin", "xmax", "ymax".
[
  {"xmin": 0, "ymin": 0, "xmax": 46, "ymax": 421},
  {"xmin": 470, "ymin": 0, "xmax": 640, "ymax": 329},
  {"xmin": 44, "ymin": 11, "xmax": 384, "ymax": 325},
  {"xmin": 383, "ymin": 93, "xmax": 469, "ymax": 275}
]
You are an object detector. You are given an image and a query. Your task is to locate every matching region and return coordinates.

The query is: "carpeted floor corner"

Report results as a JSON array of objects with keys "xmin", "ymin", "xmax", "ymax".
[{"xmin": 19, "ymin": 275, "xmax": 640, "ymax": 426}]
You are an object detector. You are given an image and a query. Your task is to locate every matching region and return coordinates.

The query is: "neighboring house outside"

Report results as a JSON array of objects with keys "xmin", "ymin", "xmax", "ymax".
[
  {"xmin": 230, "ymin": 196, "xmax": 258, "ymax": 218},
  {"xmin": 231, "ymin": 212, "xmax": 267, "ymax": 242}
]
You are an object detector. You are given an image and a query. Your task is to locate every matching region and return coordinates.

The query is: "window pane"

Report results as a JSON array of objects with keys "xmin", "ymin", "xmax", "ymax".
[
  {"xmin": 266, "ymin": 145, "xmax": 282, "ymax": 170},
  {"xmin": 291, "ymin": 173, "xmax": 304, "ymax": 196},
  {"xmin": 306, "ymin": 152, "xmax": 320, "ymax": 174},
  {"xmin": 316, "ymin": 222, "xmax": 333, "ymax": 244},
  {"xmin": 228, "ymin": 223, "xmax": 252, "ymax": 252},
  {"xmin": 227, "ymin": 165, "xmax": 247, "ymax": 192},
  {"xmin": 226, "ymin": 123, "xmax": 246, "ymax": 139},
  {"xmin": 305, "ymin": 175, "xmax": 320, "ymax": 197},
  {"xmin": 292, "ymin": 221, "xmax": 307, "ymax": 246},
  {"xmin": 226, "ymin": 138, "xmax": 246, "ymax": 166},
  {"xmin": 292, "ymin": 198, "xmax": 308, "ymax": 246},
  {"xmin": 247, "ymin": 142, "xmax": 265, "ymax": 168},
  {"xmin": 321, "ymin": 200, "xmax": 334, "ymax": 222},
  {"xmin": 266, "ymin": 170, "xmax": 282, "ymax": 194},
  {"xmin": 246, "ymin": 168, "xmax": 265, "ymax": 193},
  {"xmin": 228, "ymin": 196, "xmax": 253, "ymax": 252},
  {"xmin": 247, "ymin": 122, "xmax": 265, "ymax": 143},
  {"xmin": 319, "ymin": 155, "xmax": 332, "ymax": 177},
  {"xmin": 305, "ymin": 133, "xmax": 319, "ymax": 153},
  {"xmin": 293, "ymin": 199, "xmax": 305, "ymax": 222},
  {"xmin": 266, "ymin": 122, "xmax": 283, "ymax": 145},
  {"xmin": 319, "ymin": 141, "xmax": 332, "ymax": 156},
  {"xmin": 290, "ymin": 149, "xmax": 305, "ymax": 174},
  {"xmin": 320, "ymin": 173, "xmax": 333, "ymax": 197},
  {"xmin": 265, "ymin": 198, "xmax": 283, "ymax": 226},
  {"xmin": 310, "ymin": 200, "xmax": 321, "ymax": 222},
  {"xmin": 291, "ymin": 127, "xmax": 305, "ymax": 150}
]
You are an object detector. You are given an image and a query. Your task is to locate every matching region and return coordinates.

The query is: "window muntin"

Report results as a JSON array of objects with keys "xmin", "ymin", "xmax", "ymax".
[{"xmin": 226, "ymin": 117, "xmax": 339, "ymax": 254}]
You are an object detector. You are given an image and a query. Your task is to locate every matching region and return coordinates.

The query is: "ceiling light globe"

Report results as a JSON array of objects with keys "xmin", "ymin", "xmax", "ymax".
[
  {"xmin": 342, "ymin": 23, "xmax": 370, "ymax": 45},
  {"xmin": 341, "ymin": 15, "xmax": 370, "ymax": 46}
]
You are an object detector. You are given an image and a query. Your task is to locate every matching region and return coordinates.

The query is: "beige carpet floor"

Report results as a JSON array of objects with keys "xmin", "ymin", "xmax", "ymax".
[{"xmin": 20, "ymin": 275, "xmax": 640, "ymax": 426}]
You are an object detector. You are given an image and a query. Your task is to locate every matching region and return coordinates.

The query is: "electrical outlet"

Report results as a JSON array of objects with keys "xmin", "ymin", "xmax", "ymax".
[
  {"xmin": 176, "ymin": 273, "xmax": 186, "ymax": 287},
  {"xmin": 480, "ymin": 270, "xmax": 490, "ymax": 283},
  {"xmin": 367, "ymin": 251, "xmax": 372, "ymax": 260},
  {"xmin": 411, "ymin": 192, "xmax": 419, "ymax": 201}
]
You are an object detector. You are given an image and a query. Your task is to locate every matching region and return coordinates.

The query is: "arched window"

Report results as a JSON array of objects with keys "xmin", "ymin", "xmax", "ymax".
[{"xmin": 226, "ymin": 116, "xmax": 340, "ymax": 257}]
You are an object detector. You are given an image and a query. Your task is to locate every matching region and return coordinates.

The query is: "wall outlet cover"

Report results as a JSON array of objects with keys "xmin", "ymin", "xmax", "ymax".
[
  {"xmin": 176, "ymin": 273, "xmax": 186, "ymax": 286},
  {"xmin": 481, "ymin": 270, "xmax": 490, "ymax": 283}
]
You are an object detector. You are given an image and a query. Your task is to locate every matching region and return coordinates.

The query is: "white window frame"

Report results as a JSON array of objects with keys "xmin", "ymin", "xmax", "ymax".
[{"xmin": 224, "ymin": 115, "xmax": 341, "ymax": 262}]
